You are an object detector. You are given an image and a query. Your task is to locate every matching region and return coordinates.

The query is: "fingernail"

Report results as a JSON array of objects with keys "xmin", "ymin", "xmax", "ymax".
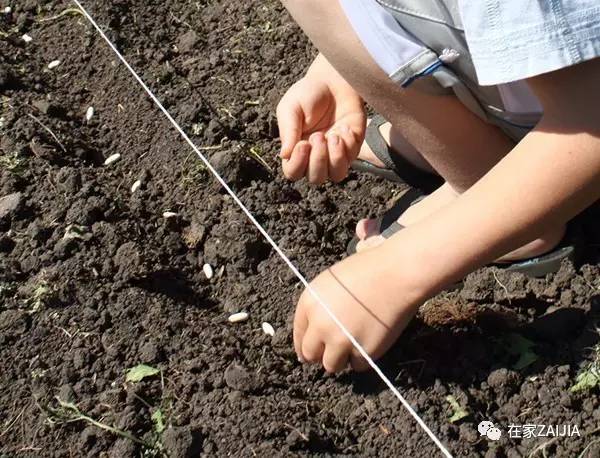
[{"xmin": 298, "ymin": 356, "xmax": 306, "ymax": 363}]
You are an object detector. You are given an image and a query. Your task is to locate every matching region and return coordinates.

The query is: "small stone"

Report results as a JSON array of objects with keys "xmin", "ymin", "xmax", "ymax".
[
  {"xmin": 261, "ymin": 322, "xmax": 275, "ymax": 337},
  {"xmin": 163, "ymin": 211, "xmax": 178, "ymax": 219},
  {"xmin": 227, "ymin": 312, "xmax": 249, "ymax": 323},
  {"xmin": 58, "ymin": 384, "xmax": 76, "ymax": 403},
  {"xmin": 177, "ymin": 30, "xmax": 200, "ymax": 53},
  {"xmin": 202, "ymin": 263, "xmax": 213, "ymax": 279},
  {"xmin": 32, "ymin": 99, "xmax": 62, "ymax": 116},
  {"xmin": 0, "ymin": 192, "xmax": 22, "ymax": 221},
  {"xmin": 103, "ymin": 153, "xmax": 121, "ymax": 165},
  {"xmin": 63, "ymin": 224, "xmax": 91, "ymax": 241},
  {"xmin": 22, "ymin": 34, "xmax": 32, "ymax": 43},
  {"xmin": 47, "ymin": 60, "xmax": 61, "ymax": 69}
]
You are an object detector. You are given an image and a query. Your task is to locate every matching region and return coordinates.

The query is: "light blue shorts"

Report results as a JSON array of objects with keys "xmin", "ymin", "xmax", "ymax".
[
  {"xmin": 341, "ymin": 0, "xmax": 600, "ymax": 86},
  {"xmin": 339, "ymin": 0, "xmax": 600, "ymax": 139}
]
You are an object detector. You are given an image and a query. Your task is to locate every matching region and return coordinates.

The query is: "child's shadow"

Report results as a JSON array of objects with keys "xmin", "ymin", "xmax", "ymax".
[{"xmin": 344, "ymin": 294, "xmax": 600, "ymax": 396}]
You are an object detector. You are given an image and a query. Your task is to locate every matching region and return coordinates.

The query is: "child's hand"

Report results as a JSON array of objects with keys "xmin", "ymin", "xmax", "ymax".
[
  {"xmin": 293, "ymin": 245, "xmax": 423, "ymax": 373},
  {"xmin": 276, "ymin": 54, "xmax": 366, "ymax": 184}
]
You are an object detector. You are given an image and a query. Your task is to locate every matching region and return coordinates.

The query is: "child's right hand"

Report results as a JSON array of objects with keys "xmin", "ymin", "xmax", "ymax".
[{"xmin": 276, "ymin": 54, "xmax": 366, "ymax": 184}]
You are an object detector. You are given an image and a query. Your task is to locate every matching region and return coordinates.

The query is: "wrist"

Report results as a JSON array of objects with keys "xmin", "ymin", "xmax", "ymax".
[
  {"xmin": 368, "ymin": 234, "xmax": 448, "ymax": 305},
  {"xmin": 307, "ymin": 54, "xmax": 362, "ymax": 102}
]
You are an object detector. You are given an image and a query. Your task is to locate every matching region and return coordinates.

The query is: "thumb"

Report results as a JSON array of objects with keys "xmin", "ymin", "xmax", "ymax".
[{"xmin": 276, "ymin": 98, "xmax": 303, "ymax": 160}]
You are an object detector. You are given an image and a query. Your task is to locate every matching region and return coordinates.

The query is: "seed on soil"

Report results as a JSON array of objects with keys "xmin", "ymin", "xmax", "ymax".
[
  {"xmin": 85, "ymin": 106, "xmax": 94, "ymax": 121},
  {"xmin": 48, "ymin": 60, "xmax": 61, "ymax": 69},
  {"xmin": 131, "ymin": 179, "xmax": 141, "ymax": 193},
  {"xmin": 22, "ymin": 34, "xmax": 33, "ymax": 43},
  {"xmin": 3, "ymin": 6, "xmax": 11, "ymax": 13},
  {"xmin": 163, "ymin": 211, "xmax": 177, "ymax": 219},
  {"xmin": 103, "ymin": 153, "xmax": 121, "ymax": 165},
  {"xmin": 202, "ymin": 263, "xmax": 214, "ymax": 279},
  {"xmin": 228, "ymin": 312, "xmax": 249, "ymax": 323},
  {"xmin": 262, "ymin": 322, "xmax": 275, "ymax": 337}
]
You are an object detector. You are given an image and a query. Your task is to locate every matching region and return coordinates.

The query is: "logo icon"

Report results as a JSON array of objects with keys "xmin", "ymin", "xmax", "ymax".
[{"xmin": 478, "ymin": 421, "xmax": 502, "ymax": 441}]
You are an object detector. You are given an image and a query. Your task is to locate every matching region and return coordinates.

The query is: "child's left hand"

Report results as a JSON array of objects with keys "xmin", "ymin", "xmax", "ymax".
[{"xmin": 293, "ymin": 245, "xmax": 423, "ymax": 373}]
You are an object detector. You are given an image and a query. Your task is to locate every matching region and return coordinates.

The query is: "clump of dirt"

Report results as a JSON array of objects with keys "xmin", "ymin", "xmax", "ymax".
[{"xmin": 1, "ymin": 1, "xmax": 599, "ymax": 457}]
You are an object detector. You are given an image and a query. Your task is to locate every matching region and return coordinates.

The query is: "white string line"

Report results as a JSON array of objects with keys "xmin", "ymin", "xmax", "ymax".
[{"xmin": 71, "ymin": 2, "xmax": 452, "ymax": 456}]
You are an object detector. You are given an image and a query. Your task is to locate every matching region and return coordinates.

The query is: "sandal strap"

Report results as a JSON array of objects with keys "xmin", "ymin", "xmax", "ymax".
[{"xmin": 363, "ymin": 115, "xmax": 442, "ymax": 192}]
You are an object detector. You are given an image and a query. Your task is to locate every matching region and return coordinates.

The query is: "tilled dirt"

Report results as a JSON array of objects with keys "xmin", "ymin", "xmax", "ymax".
[{"xmin": 1, "ymin": 1, "xmax": 599, "ymax": 457}]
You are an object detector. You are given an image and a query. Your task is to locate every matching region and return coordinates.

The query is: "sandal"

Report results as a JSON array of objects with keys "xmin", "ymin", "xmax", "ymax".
[
  {"xmin": 351, "ymin": 114, "xmax": 443, "ymax": 193},
  {"xmin": 347, "ymin": 190, "xmax": 581, "ymax": 278}
]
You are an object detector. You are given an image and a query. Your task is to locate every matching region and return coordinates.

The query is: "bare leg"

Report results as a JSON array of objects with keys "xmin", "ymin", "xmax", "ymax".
[{"xmin": 281, "ymin": 0, "xmax": 565, "ymax": 259}]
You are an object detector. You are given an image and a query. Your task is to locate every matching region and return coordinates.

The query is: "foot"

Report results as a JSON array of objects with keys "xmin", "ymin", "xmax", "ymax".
[
  {"xmin": 357, "ymin": 119, "xmax": 436, "ymax": 173},
  {"xmin": 354, "ymin": 183, "xmax": 567, "ymax": 261}
]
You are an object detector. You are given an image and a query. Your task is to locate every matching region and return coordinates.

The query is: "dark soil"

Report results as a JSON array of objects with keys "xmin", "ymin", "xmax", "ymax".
[{"xmin": 1, "ymin": 1, "xmax": 600, "ymax": 457}]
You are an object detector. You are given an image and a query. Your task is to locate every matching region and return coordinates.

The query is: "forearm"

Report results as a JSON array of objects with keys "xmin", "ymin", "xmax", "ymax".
[{"xmin": 385, "ymin": 122, "xmax": 600, "ymax": 297}]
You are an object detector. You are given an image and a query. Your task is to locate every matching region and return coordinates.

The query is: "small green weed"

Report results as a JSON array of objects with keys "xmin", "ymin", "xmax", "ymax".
[
  {"xmin": 445, "ymin": 395, "xmax": 469, "ymax": 423},
  {"xmin": 571, "ymin": 343, "xmax": 600, "ymax": 393}
]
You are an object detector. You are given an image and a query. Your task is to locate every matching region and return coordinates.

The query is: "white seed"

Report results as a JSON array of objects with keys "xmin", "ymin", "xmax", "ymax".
[
  {"xmin": 131, "ymin": 179, "xmax": 141, "ymax": 193},
  {"xmin": 228, "ymin": 312, "xmax": 249, "ymax": 323},
  {"xmin": 163, "ymin": 211, "xmax": 177, "ymax": 219},
  {"xmin": 85, "ymin": 106, "xmax": 94, "ymax": 121},
  {"xmin": 103, "ymin": 153, "xmax": 121, "ymax": 165},
  {"xmin": 262, "ymin": 322, "xmax": 275, "ymax": 337},
  {"xmin": 22, "ymin": 34, "xmax": 32, "ymax": 43},
  {"xmin": 47, "ymin": 60, "xmax": 61, "ymax": 69},
  {"xmin": 202, "ymin": 263, "xmax": 214, "ymax": 279},
  {"xmin": 3, "ymin": 6, "xmax": 11, "ymax": 14}
]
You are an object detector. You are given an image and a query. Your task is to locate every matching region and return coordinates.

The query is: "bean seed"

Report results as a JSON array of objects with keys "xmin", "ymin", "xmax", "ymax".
[
  {"xmin": 131, "ymin": 179, "xmax": 141, "ymax": 193},
  {"xmin": 262, "ymin": 322, "xmax": 275, "ymax": 337},
  {"xmin": 203, "ymin": 263, "xmax": 214, "ymax": 279},
  {"xmin": 103, "ymin": 153, "xmax": 121, "ymax": 165},
  {"xmin": 228, "ymin": 312, "xmax": 249, "ymax": 323}
]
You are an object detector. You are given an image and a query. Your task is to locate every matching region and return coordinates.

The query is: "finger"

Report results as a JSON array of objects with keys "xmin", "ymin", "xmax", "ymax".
[
  {"xmin": 301, "ymin": 326, "xmax": 325, "ymax": 364},
  {"xmin": 276, "ymin": 97, "xmax": 303, "ymax": 159},
  {"xmin": 350, "ymin": 351, "xmax": 371, "ymax": 372},
  {"xmin": 293, "ymin": 298, "xmax": 309, "ymax": 362},
  {"xmin": 307, "ymin": 132, "xmax": 328, "ymax": 185},
  {"xmin": 282, "ymin": 141, "xmax": 310, "ymax": 181},
  {"xmin": 322, "ymin": 343, "xmax": 350, "ymax": 374},
  {"xmin": 336, "ymin": 125, "xmax": 360, "ymax": 161},
  {"xmin": 326, "ymin": 133, "xmax": 348, "ymax": 183}
]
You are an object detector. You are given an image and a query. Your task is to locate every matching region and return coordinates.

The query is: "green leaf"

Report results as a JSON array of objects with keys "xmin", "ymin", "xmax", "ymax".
[
  {"xmin": 570, "ymin": 368, "xmax": 600, "ymax": 393},
  {"xmin": 125, "ymin": 364, "xmax": 160, "ymax": 383},
  {"xmin": 513, "ymin": 350, "xmax": 538, "ymax": 370},
  {"xmin": 502, "ymin": 333, "xmax": 539, "ymax": 370},
  {"xmin": 446, "ymin": 395, "xmax": 469, "ymax": 423},
  {"xmin": 506, "ymin": 333, "xmax": 535, "ymax": 353},
  {"xmin": 151, "ymin": 409, "xmax": 166, "ymax": 434}
]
